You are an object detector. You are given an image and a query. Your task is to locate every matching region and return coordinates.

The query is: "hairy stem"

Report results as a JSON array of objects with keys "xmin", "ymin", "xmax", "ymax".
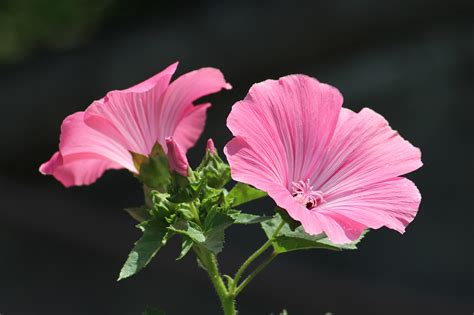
[
  {"xmin": 231, "ymin": 220, "xmax": 285, "ymax": 293},
  {"xmin": 235, "ymin": 251, "xmax": 279, "ymax": 296},
  {"xmin": 195, "ymin": 246, "xmax": 236, "ymax": 315}
]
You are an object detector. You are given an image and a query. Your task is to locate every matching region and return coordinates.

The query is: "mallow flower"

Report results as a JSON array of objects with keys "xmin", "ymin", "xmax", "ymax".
[
  {"xmin": 224, "ymin": 75, "xmax": 422, "ymax": 244},
  {"xmin": 40, "ymin": 62, "xmax": 231, "ymax": 187}
]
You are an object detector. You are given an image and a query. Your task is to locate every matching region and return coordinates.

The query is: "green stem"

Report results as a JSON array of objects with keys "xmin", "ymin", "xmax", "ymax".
[
  {"xmin": 235, "ymin": 251, "xmax": 279, "ymax": 296},
  {"xmin": 195, "ymin": 247, "xmax": 236, "ymax": 315},
  {"xmin": 231, "ymin": 220, "xmax": 285, "ymax": 293}
]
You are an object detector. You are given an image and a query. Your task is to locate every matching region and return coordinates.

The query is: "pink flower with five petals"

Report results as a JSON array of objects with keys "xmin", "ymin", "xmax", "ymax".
[
  {"xmin": 40, "ymin": 62, "xmax": 231, "ymax": 187},
  {"xmin": 224, "ymin": 75, "xmax": 422, "ymax": 244}
]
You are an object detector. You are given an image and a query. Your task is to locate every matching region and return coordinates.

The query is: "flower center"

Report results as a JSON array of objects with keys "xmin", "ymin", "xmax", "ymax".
[{"xmin": 291, "ymin": 179, "xmax": 325, "ymax": 210}]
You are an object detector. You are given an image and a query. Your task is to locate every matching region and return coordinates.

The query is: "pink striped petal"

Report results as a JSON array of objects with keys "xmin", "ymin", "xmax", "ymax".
[
  {"xmin": 314, "ymin": 108, "xmax": 422, "ymax": 198},
  {"xmin": 39, "ymin": 151, "xmax": 123, "ymax": 187},
  {"xmin": 159, "ymin": 67, "xmax": 231, "ymax": 148},
  {"xmin": 319, "ymin": 178, "xmax": 421, "ymax": 235},
  {"xmin": 226, "ymin": 75, "xmax": 342, "ymax": 189},
  {"xmin": 39, "ymin": 112, "xmax": 133, "ymax": 187},
  {"xmin": 171, "ymin": 103, "xmax": 211, "ymax": 153},
  {"xmin": 84, "ymin": 63, "xmax": 178, "ymax": 156}
]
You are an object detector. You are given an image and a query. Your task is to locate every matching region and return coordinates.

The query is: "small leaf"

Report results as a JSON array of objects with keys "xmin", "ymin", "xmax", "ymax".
[
  {"xmin": 134, "ymin": 143, "xmax": 171, "ymax": 191},
  {"xmin": 168, "ymin": 173, "xmax": 206, "ymax": 203},
  {"xmin": 124, "ymin": 206, "xmax": 152, "ymax": 222},
  {"xmin": 202, "ymin": 208, "xmax": 234, "ymax": 254},
  {"xmin": 275, "ymin": 207, "xmax": 301, "ymax": 230},
  {"xmin": 196, "ymin": 149, "xmax": 231, "ymax": 188},
  {"xmin": 118, "ymin": 220, "xmax": 170, "ymax": 281},
  {"xmin": 229, "ymin": 210, "xmax": 272, "ymax": 224},
  {"xmin": 176, "ymin": 237, "xmax": 193, "ymax": 260},
  {"xmin": 142, "ymin": 307, "xmax": 166, "ymax": 315},
  {"xmin": 226, "ymin": 183, "xmax": 267, "ymax": 207},
  {"xmin": 168, "ymin": 220, "xmax": 206, "ymax": 243},
  {"xmin": 261, "ymin": 214, "xmax": 368, "ymax": 253}
]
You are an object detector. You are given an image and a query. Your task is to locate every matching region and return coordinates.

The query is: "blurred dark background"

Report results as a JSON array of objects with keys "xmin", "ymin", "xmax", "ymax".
[{"xmin": 0, "ymin": 1, "xmax": 472, "ymax": 314}]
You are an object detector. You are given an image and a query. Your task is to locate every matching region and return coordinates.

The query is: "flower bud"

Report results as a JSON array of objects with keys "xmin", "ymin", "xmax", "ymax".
[{"xmin": 166, "ymin": 137, "xmax": 189, "ymax": 177}]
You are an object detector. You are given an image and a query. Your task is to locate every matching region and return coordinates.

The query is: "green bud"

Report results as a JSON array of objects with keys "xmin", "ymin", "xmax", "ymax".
[
  {"xmin": 196, "ymin": 144, "xmax": 231, "ymax": 189},
  {"xmin": 132, "ymin": 143, "xmax": 171, "ymax": 192}
]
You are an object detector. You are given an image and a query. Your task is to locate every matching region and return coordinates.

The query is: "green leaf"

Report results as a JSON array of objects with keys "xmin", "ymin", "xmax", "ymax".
[
  {"xmin": 225, "ymin": 183, "xmax": 267, "ymax": 207},
  {"xmin": 196, "ymin": 149, "xmax": 231, "ymax": 189},
  {"xmin": 261, "ymin": 214, "xmax": 368, "ymax": 253},
  {"xmin": 201, "ymin": 208, "xmax": 234, "ymax": 254},
  {"xmin": 169, "ymin": 208, "xmax": 234, "ymax": 254},
  {"xmin": 118, "ymin": 220, "xmax": 170, "ymax": 281},
  {"xmin": 133, "ymin": 143, "xmax": 171, "ymax": 191},
  {"xmin": 142, "ymin": 307, "xmax": 166, "ymax": 315},
  {"xmin": 124, "ymin": 206, "xmax": 152, "ymax": 222},
  {"xmin": 168, "ymin": 173, "xmax": 206, "ymax": 203},
  {"xmin": 168, "ymin": 220, "xmax": 206, "ymax": 243},
  {"xmin": 275, "ymin": 206, "xmax": 301, "ymax": 230},
  {"xmin": 229, "ymin": 210, "xmax": 272, "ymax": 224},
  {"xmin": 176, "ymin": 237, "xmax": 193, "ymax": 260},
  {"xmin": 150, "ymin": 191, "xmax": 175, "ymax": 221}
]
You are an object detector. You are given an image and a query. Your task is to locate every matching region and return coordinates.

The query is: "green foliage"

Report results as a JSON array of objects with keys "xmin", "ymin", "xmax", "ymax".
[
  {"xmin": 201, "ymin": 207, "xmax": 235, "ymax": 254},
  {"xmin": 261, "ymin": 214, "xmax": 368, "ymax": 253},
  {"xmin": 196, "ymin": 148, "xmax": 231, "ymax": 188},
  {"xmin": 133, "ymin": 143, "xmax": 171, "ymax": 191},
  {"xmin": 176, "ymin": 237, "xmax": 193, "ymax": 260},
  {"xmin": 229, "ymin": 210, "xmax": 271, "ymax": 224},
  {"xmin": 275, "ymin": 207, "xmax": 301, "ymax": 230},
  {"xmin": 120, "ymin": 144, "xmax": 274, "ymax": 280},
  {"xmin": 118, "ymin": 220, "xmax": 171, "ymax": 281},
  {"xmin": 124, "ymin": 206, "xmax": 152, "ymax": 223},
  {"xmin": 168, "ymin": 172, "xmax": 206, "ymax": 203},
  {"xmin": 225, "ymin": 183, "xmax": 267, "ymax": 207},
  {"xmin": 168, "ymin": 220, "xmax": 206, "ymax": 243},
  {"xmin": 168, "ymin": 208, "xmax": 234, "ymax": 254}
]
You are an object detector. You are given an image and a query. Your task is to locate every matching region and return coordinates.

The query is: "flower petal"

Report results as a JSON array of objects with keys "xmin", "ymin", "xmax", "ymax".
[
  {"xmin": 39, "ymin": 151, "xmax": 123, "ymax": 187},
  {"xmin": 171, "ymin": 103, "xmax": 211, "ymax": 153},
  {"xmin": 40, "ymin": 111, "xmax": 135, "ymax": 186},
  {"xmin": 159, "ymin": 67, "xmax": 231, "ymax": 146},
  {"xmin": 313, "ymin": 108, "xmax": 422, "ymax": 198},
  {"xmin": 226, "ymin": 75, "xmax": 342, "ymax": 189},
  {"xmin": 83, "ymin": 63, "xmax": 178, "ymax": 155},
  {"xmin": 318, "ymin": 177, "xmax": 421, "ymax": 235},
  {"xmin": 59, "ymin": 112, "xmax": 135, "ymax": 172},
  {"xmin": 121, "ymin": 62, "xmax": 178, "ymax": 94}
]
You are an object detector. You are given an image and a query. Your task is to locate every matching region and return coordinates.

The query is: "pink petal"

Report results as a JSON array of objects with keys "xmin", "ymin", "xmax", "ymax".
[
  {"xmin": 165, "ymin": 137, "xmax": 189, "ymax": 176},
  {"xmin": 121, "ymin": 62, "xmax": 178, "ymax": 94},
  {"xmin": 226, "ymin": 75, "xmax": 342, "ymax": 189},
  {"xmin": 83, "ymin": 62, "xmax": 178, "ymax": 156},
  {"xmin": 171, "ymin": 103, "xmax": 211, "ymax": 153},
  {"xmin": 313, "ymin": 108, "xmax": 422, "ymax": 198},
  {"xmin": 40, "ymin": 112, "xmax": 135, "ymax": 186},
  {"xmin": 159, "ymin": 67, "xmax": 231, "ymax": 148},
  {"xmin": 225, "ymin": 136, "xmax": 285, "ymax": 191},
  {"xmin": 318, "ymin": 178, "xmax": 421, "ymax": 235},
  {"xmin": 39, "ymin": 151, "xmax": 123, "ymax": 187},
  {"xmin": 59, "ymin": 112, "xmax": 136, "ymax": 172}
]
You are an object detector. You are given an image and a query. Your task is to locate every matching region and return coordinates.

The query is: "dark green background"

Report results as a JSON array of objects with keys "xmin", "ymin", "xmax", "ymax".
[{"xmin": 0, "ymin": 1, "xmax": 472, "ymax": 314}]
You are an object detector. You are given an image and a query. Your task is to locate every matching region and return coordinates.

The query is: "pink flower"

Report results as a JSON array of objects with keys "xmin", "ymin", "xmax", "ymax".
[
  {"xmin": 166, "ymin": 137, "xmax": 189, "ymax": 177},
  {"xmin": 224, "ymin": 75, "xmax": 422, "ymax": 244},
  {"xmin": 40, "ymin": 62, "xmax": 231, "ymax": 187}
]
